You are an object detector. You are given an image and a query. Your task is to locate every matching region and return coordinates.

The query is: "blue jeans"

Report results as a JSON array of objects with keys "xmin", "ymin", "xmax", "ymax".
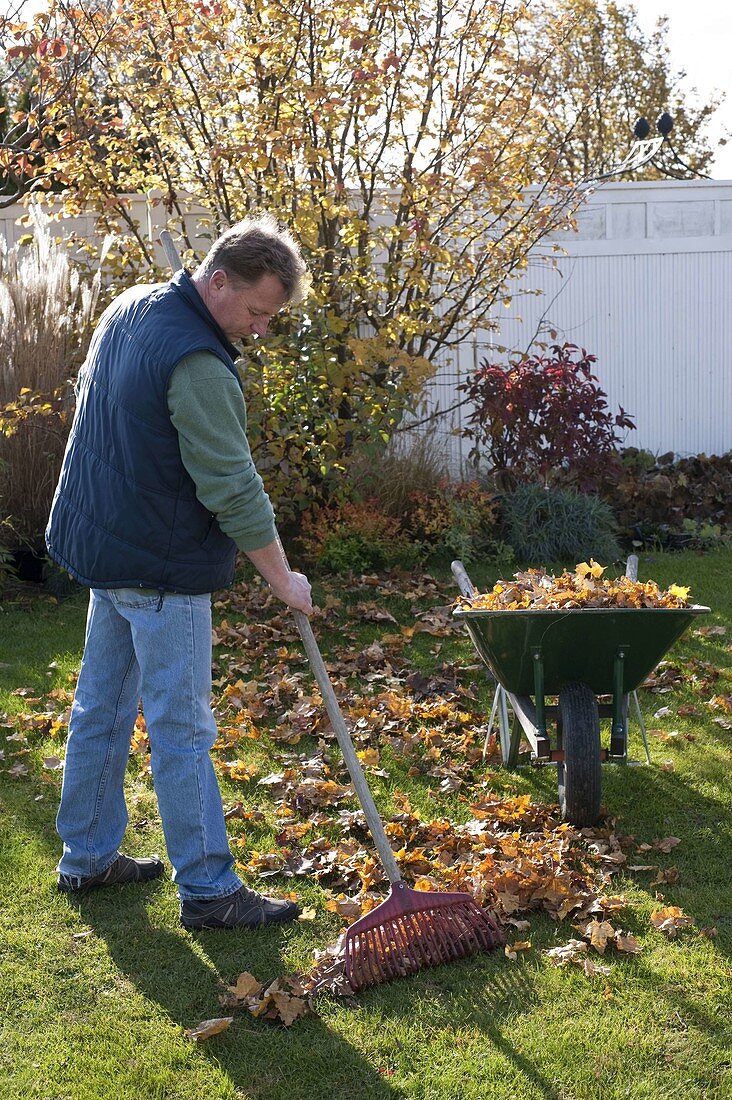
[{"xmin": 57, "ymin": 588, "xmax": 242, "ymax": 900}]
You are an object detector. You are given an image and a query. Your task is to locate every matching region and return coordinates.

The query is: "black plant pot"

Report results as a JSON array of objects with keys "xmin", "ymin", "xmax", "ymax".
[
  {"xmin": 11, "ymin": 544, "xmax": 46, "ymax": 583},
  {"xmin": 10, "ymin": 543, "xmax": 80, "ymax": 595}
]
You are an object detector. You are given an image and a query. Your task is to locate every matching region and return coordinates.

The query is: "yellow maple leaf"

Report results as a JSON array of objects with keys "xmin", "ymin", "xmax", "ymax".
[
  {"xmin": 576, "ymin": 560, "xmax": 605, "ymax": 579},
  {"xmin": 667, "ymin": 584, "xmax": 690, "ymax": 601}
]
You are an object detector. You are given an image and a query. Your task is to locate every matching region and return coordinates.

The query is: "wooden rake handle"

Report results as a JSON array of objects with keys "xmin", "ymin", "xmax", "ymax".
[
  {"xmin": 160, "ymin": 228, "xmax": 183, "ymax": 273},
  {"xmin": 292, "ymin": 608, "xmax": 402, "ymax": 884}
]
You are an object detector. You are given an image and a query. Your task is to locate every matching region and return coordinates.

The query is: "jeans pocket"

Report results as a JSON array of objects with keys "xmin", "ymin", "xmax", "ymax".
[{"xmin": 109, "ymin": 587, "xmax": 161, "ymax": 610}]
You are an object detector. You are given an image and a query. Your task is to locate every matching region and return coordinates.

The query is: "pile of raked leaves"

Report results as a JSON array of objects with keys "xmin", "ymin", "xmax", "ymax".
[{"xmin": 456, "ymin": 561, "xmax": 691, "ymax": 612}]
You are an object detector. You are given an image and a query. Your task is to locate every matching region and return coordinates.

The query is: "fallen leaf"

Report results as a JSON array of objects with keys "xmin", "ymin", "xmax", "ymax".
[
  {"xmin": 582, "ymin": 957, "xmax": 611, "ymax": 978},
  {"xmin": 654, "ymin": 836, "xmax": 681, "ymax": 853},
  {"xmin": 615, "ymin": 931, "xmax": 642, "ymax": 954},
  {"xmin": 579, "ymin": 919, "xmax": 615, "ymax": 955},
  {"xmin": 596, "ymin": 895, "xmax": 628, "ymax": 913},
  {"xmin": 270, "ymin": 990, "xmax": 310, "ymax": 1027},
  {"xmin": 325, "ymin": 895, "xmax": 364, "ymax": 920},
  {"xmin": 545, "ymin": 939, "xmax": 588, "ymax": 967},
  {"xmin": 184, "ymin": 1017, "xmax": 233, "ymax": 1042},
  {"xmin": 650, "ymin": 906, "xmax": 694, "ymax": 937},
  {"xmin": 505, "ymin": 939, "xmax": 532, "ymax": 959},
  {"xmin": 228, "ymin": 972, "xmax": 263, "ymax": 1000},
  {"xmin": 653, "ymin": 866, "xmax": 680, "ymax": 885}
]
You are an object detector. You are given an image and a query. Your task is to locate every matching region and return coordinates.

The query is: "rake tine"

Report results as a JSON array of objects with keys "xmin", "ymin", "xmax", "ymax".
[
  {"xmin": 424, "ymin": 911, "xmax": 451, "ymax": 965},
  {"xmin": 411, "ymin": 915, "xmax": 434, "ymax": 968},
  {"xmin": 430, "ymin": 908, "xmax": 458, "ymax": 961},
  {"xmin": 358, "ymin": 931, "xmax": 374, "ymax": 987},
  {"xmin": 363, "ymin": 930, "xmax": 380, "ymax": 987},
  {"xmin": 373, "ymin": 927, "xmax": 391, "ymax": 983}
]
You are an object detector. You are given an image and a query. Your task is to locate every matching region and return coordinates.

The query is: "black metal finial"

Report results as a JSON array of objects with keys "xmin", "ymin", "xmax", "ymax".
[
  {"xmin": 657, "ymin": 112, "xmax": 673, "ymax": 137},
  {"xmin": 633, "ymin": 117, "xmax": 650, "ymax": 140}
]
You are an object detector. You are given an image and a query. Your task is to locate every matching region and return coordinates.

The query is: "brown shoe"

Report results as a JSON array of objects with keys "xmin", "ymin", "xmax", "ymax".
[{"xmin": 57, "ymin": 854, "xmax": 165, "ymax": 894}]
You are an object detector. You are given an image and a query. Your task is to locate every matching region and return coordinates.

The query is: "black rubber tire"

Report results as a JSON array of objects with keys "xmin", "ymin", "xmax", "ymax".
[{"xmin": 557, "ymin": 681, "xmax": 602, "ymax": 826}]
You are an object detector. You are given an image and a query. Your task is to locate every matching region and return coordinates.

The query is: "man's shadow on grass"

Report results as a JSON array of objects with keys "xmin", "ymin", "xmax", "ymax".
[
  {"xmin": 11, "ymin": 771, "xmax": 730, "ymax": 1100},
  {"xmin": 77, "ymin": 885, "xmax": 560, "ymax": 1100},
  {"xmin": 63, "ymin": 884, "xmax": 406, "ymax": 1100}
]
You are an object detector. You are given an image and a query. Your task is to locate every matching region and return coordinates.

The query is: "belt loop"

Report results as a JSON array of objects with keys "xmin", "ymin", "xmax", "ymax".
[{"xmin": 156, "ymin": 588, "xmax": 165, "ymax": 612}]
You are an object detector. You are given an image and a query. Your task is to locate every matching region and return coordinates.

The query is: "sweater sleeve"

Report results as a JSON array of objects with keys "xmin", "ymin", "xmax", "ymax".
[{"xmin": 167, "ymin": 351, "xmax": 277, "ymax": 552}]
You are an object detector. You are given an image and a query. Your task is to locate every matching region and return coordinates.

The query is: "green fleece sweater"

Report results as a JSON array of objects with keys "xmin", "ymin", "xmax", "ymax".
[{"xmin": 167, "ymin": 351, "xmax": 276, "ymax": 552}]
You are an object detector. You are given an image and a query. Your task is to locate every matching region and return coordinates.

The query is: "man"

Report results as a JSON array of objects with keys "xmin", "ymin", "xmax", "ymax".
[{"xmin": 46, "ymin": 215, "xmax": 313, "ymax": 930}]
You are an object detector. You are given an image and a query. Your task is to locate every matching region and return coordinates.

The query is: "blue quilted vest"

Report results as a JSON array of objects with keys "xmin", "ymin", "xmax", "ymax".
[{"xmin": 46, "ymin": 270, "xmax": 242, "ymax": 594}]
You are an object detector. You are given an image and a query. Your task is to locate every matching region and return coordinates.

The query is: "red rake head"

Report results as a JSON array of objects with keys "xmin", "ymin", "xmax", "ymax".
[{"xmin": 344, "ymin": 882, "xmax": 504, "ymax": 992}]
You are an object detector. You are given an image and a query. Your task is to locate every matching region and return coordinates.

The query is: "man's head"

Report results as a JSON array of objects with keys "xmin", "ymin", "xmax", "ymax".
[{"xmin": 192, "ymin": 214, "xmax": 309, "ymax": 342}]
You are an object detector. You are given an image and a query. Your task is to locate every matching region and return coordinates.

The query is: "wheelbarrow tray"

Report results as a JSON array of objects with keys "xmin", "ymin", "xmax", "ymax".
[{"xmin": 453, "ymin": 605, "xmax": 710, "ymax": 696}]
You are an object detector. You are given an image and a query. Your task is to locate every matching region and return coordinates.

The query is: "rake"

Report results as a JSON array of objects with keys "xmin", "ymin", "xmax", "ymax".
[
  {"xmin": 292, "ymin": 608, "xmax": 504, "ymax": 991},
  {"xmin": 158, "ymin": 227, "xmax": 503, "ymax": 989}
]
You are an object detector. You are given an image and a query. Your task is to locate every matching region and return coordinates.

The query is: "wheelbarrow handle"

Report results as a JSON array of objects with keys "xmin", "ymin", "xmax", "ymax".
[{"xmin": 451, "ymin": 559, "xmax": 477, "ymax": 598}]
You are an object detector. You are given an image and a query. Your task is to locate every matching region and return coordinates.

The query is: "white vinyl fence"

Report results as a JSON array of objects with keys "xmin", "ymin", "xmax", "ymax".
[
  {"xmin": 418, "ymin": 179, "xmax": 732, "ymax": 472},
  {"xmin": 2, "ymin": 181, "xmax": 731, "ymax": 468}
]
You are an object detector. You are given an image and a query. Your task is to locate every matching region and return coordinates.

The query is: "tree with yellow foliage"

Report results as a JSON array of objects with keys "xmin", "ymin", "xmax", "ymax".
[{"xmin": 4, "ymin": 0, "xmax": 724, "ymax": 515}]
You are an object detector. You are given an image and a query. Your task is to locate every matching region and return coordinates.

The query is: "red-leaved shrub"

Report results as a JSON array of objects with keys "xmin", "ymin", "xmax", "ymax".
[{"xmin": 459, "ymin": 343, "xmax": 635, "ymax": 489}]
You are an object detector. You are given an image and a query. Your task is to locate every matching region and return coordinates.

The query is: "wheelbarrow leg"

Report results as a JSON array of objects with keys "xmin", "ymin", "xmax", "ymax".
[
  {"xmin": 482, "ymin": 682, "xmax": 502, "ymax": 761},
  {"xmin": 631, "ymin": 689, "xmax": 652, "ymax": 764},
  {"xmin": 498, "ymin": 687, "xmax": 511, "ymax": 763},
  {"xmin": 507, "ymin": 711, "xmax": 522, "ymax": 769},
  {"xmin": 481, "ymin": 684, "xmax": 513, "ymax": 764}
]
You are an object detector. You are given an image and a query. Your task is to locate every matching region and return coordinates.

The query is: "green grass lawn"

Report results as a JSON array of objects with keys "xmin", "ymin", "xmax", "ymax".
[{"xmin": 1, "ymin": 550, "xmax": 730, "ymax": 1100}]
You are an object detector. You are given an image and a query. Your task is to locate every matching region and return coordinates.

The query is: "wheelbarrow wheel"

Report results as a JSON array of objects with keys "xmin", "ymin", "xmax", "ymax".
[{"xmin": 557, "ymin": 682, "xmax": 601, "ymax": 826}]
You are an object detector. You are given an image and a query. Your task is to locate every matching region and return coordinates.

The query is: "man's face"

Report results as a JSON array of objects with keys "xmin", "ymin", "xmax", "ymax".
[{"xmin": 203, "ymin": 270, "xmax": 287, "ymax": 342}]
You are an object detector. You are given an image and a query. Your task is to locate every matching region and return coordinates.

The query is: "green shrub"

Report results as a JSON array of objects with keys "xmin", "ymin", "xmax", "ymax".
[
  {"xmin": 501, "ymin": 483, "xmax": 620, "ymax": 565},
  {"xmin": 407, "ymin": 479, "xmax": 514, "ymax": 566},
  {"xmin": 241, "ymin": 311, "xmax": 432, "ymax": 526},
  {"xmin": 347, "ymin": 431, "xmax": 451, "ymax": 519},
  {"xmin": 589, "ymin": 449, "xmax": 732, "ymax": 549},
  {"xmin": 0, "ymin": 540, "xmax": 15, "ymax": 596},
  {"xmin": 299, "ymin": 499, "xmax": 420, "ymax": 574}
]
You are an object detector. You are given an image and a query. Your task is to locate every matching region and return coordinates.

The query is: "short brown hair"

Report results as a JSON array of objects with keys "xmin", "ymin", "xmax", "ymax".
[{"xmin": 195, "ymin": 214, "xmax": 309, "ymax": 304}]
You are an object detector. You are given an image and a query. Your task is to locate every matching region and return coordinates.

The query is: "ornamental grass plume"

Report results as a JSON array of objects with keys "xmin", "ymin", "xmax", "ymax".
[{"xmin": 0, "ymin": 208, "xmax": 106, "ymax": 550}]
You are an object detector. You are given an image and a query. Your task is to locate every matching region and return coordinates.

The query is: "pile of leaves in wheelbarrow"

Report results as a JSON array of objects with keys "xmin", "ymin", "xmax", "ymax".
[{"xmin": 456, "ymin": 560, "xmax": 691, "ymax": 611}]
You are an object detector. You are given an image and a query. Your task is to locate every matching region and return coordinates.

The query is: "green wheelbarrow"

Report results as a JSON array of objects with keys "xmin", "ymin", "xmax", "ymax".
[{"xmin": 451, "ymin": 558, "xmax": 710, "ymax": 825}]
